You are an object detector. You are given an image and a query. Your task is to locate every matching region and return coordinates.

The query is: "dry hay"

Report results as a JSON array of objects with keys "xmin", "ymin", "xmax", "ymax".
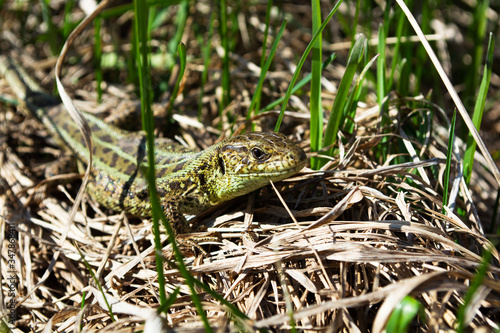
[
  {"xmin": 1, "ymin": 85, "xmax": 499, "ymax": 331},
  {"xmin": 0, "ymin": 1, "xmax": 499, "ymax": 332}
]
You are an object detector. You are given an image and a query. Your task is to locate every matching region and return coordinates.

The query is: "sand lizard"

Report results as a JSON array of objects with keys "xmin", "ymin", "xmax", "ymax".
[{"xmin": 0, "ymin": 57, "xmax": 307, "ymax": 241}]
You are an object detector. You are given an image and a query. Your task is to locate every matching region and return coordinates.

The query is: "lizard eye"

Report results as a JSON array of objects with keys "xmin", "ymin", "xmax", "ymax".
[{"xmin": 251, "ymin": 147, "xmax": 266, "ymax": 160}]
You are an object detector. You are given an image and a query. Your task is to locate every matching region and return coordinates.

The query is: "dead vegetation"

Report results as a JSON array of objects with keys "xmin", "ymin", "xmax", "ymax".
[{"xmin": 0, "ymin": 1, "xmax": 499, "ymax": 332}]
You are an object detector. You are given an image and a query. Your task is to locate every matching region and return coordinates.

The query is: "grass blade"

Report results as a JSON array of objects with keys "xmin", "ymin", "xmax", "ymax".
[
  {"xmin": 168, "ymin": 1, "xmax": 189, "ymax": 61},
  {"xmin": 218, "ymin": 0, "xmax": 231, "ymax": 121},
  {"xmin": 101, "ymin": 0, "xmax": 183, "ymax": 18},
  {"xmin": 377, "ymin": 23, "xmax": 386, "ymax": 113},
  {"xmin": 77, "ymin": 247, "xmax": 115, "ymax": 322},
  {"xmin": 344, "ymin": 52, "xmax": 378, "ymax": 134},
  {"xmin": 134, "ymin": 3, "xmax": 215, "ymax": 329},
  {"xmin": 351, "ymin": 0, "xmax": 360, "ymax": 45},
  {"xmin": 133, "ymin": 0, "xmax": 168, "ymax": 308},
  {"xmin": 456, "ymin": 247, "xmax": 493, "ymax": 332},
  {"xmin": 465, "ymin": 0, "xmax": 489, "ymax": 97},
  {"xmin": 254, "ymin": 0, "xmax": 274, "ymax": 114},
  {"xmin": 94, "ymin": 16, "xmax": 103, "ymax": 103},
  {"xmin": 442, "ymin": 110, "xmax": 456, "ymax": 215},
  {"xmin": 40, "ymin": 0, "xmax": 61, "ymax": 55},
  {"xmin": 309, "ymin": 0, "xmax": 323, "ymax": 170},
  {"xmin": 166, "ymin": 43, "xmax": 187, "ymax": 120},
  {"xmin": 198, "ymin": 10, "xmax": 215, "ymax": 120},
  {"xmin": 157, "ymin": 287, "xmax": 180, "ymax": 314},
  {"xmin": 463, "ymin": 32, "xmax": 494, "ymax": 185},
  {"xmin": 388, "ymin": 6, "xmax": 406, "ymax": 92},
  {"xmin": 321, "ymin": 34, "xmax": 366, "ymax": 166},
  {"xmin": 412, "ymin": 0, "xmax": 430, "ymax": 96},
  {"xmin": 62, "ymin": 0, "xmax": 77, "ymax": 38},
  {"xmin": 247, "ymin": 19, "xmax": 287, "ymax": 123},
  {"xmin": 386, "ymin": 296, "xmax": 424, "ymax": 333},
  {"xmin": 260, "ymin": 53, "xmax": 336, "ymax": 113},
  {"xmin": 274, "ymin": 0, "xmax": 343, "ymax": 132}
]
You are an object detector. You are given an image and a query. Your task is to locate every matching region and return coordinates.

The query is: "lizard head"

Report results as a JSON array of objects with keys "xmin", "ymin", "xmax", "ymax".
[{"xmin": 213, "ymin": 131, "xmax": 307, "ymax": 202}]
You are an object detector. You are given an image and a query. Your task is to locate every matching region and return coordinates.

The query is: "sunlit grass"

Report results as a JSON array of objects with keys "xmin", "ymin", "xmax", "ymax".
[{"xmin": 464, "ymin": 33, "xmax": 494, "ymax": 185}]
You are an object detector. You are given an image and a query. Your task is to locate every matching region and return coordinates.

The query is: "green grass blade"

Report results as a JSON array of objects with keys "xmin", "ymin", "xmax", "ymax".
[
  {"xmin": 456, "ymin": 246, "xmax": 493, "ymax": 332},
  {"xmin": 463, "ymin": 33, "xmax": 494, "ymax": 185},
  {"xmin": 382, "ymin": 1, "xmax": 391, "ymax": 37},
  {"xmin": 131, "ymin": 4, "xmax": 253, "ymax": 328},
  {"xmin": 377, "ymin": 23, "xmax": 386, "ymax": 111},
  {"xmin": 218, "ymin": 0, "xmax": 231, "ymax": 121},
  {"xmin": 344, "ymin": 52, "xmax": 378, "ymax": 134},
  {"xmin": 229, "ymin": 0, "xmax": 240, "ymax": 51},
  {"xmin": 135, "ymin": 6, "xmax": 214, "ymax": 325},
  {"xmin": 412, "ymin": 0, "xmax": 429, "ymax": 96},
  {"xmin": 321, "ymin": 34, "xmax": 366, "ymax": 166},
  {"xmin": 128, "ymin": 28, "xmax": 138, "ymax": 86},
  {"xmin": 274, "ymin": 0, "xmax": 343, "ymax": 132},
  {"xmin": 260, "ymin": 53, "xmax": 335, "ymax": 113},
  {"xmin": 257, "ymin": 0, "xmax": 273, "ymax": 109},
  {"xmin": 386, "ymin": 296, "xmax": 424, "ymax": 333},
  {"xmin": 309, "ymin": 0, "xmax": 323, "ymax": 170},
  {"xmin": 191, "ymin": 278, "xmax": 249, "ymax": 321},
  {"xmin": 94, "ymin": 16, "xmax": 103, "ymax": 103},
  {"xmin": 247, "ymin": 20, "xmax": 287, "ymax": 122},
  {"xmin": 351, "ymin": 0, "xmax": 360, "ymax": 45},
  {"xmin": 77, "ymin": 246, "xmax": 115, "ymax": 321},
  {"xmin": 168, "ymin": 1, "xmax": 189, "ymax": 60},
  {"xmin": 101, "ymin": 0, "xmax": 183, "ymax": 18},
  {"xmin": 150, "ymin": 6, "xmax": 169, "ymax": 30},
  {"xmin": 80, "ymin": 290, "xmax": 86, "ymax": 309},
  {"xmin": 398, "ymin": 58, "xmax": 409, "ymax": 97},
  {"xmin": 62, "ymin": 0, "xmax": 76, "ymax": 38},
  {"xmin": 134, "ymin": 3, "xmax": 213, "ymax": 328},
  {"xmin": 166, "ymin": 43, "xmax": 187, "ymax": 120},
  {"xmin": 40, "ymin": 0, "xmax": 61, "ymax": 55},
  {"xmin": 442, "ymin": 110, "xmax": 456, "ymax": 215},
  {"xmin": 198, "ymin": 10, "xmax": 215, "ymax": 120},
  {"xmin": 157, "ymin": 287, "xmax": 180, "ymax": 314},
  {"xmin": 388, "ymin": 7, "xmax": 406, "ymax": 92},
  {"xmin": 465, "ymin": 0, "xmax": 489, "ymax": 97},
  {"xmin": 133, "ymin": 0, "xmax": 168, "ymax": 309}
]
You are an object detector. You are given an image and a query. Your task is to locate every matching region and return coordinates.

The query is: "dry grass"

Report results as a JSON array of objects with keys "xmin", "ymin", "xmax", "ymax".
[{"xmin": 0, "ymin": 1, "xmax": 499, "ymax": 332}]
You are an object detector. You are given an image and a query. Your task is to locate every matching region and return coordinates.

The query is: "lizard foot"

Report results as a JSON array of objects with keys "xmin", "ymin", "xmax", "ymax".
[{"xmin": 172, "ymin": 231, "xmax": 221, "ymax": 257}]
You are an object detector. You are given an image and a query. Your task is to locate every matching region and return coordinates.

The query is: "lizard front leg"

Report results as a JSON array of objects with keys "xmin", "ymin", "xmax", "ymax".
[
  {"xmin": 160, "ymin": 197, "xmax": 220, "ymax": 257},
  {"xmin": 133, "ymin": 186, "xmax": 220, "ymax": 256}
]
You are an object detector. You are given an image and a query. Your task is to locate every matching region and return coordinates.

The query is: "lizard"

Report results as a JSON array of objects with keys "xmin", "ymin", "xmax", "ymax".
[{"xmin": 0, "ymin": 56, "xmax": 307, "ymax": 246}]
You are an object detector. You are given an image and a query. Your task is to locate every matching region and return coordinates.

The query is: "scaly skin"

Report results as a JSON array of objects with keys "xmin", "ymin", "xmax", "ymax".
[{"xmin": 0, "ymin": 57, "xmax": 307, "ymax": 235}]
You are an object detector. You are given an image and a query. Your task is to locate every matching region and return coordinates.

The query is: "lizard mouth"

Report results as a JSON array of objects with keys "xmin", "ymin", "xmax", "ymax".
[{"xmin": 233, "ymin": 162, "xmax": 306, "ymax": 178}]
